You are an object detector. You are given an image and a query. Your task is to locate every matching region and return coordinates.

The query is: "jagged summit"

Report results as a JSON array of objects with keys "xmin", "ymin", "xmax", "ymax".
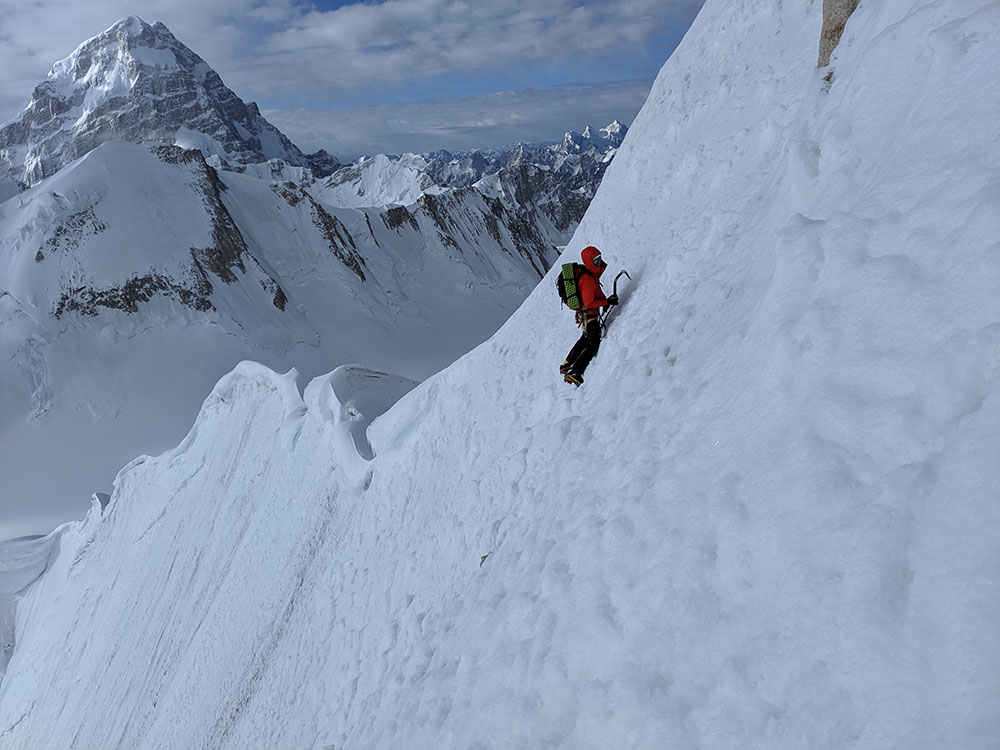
[
  {"xmin": 560, "ymin": 121, "xmax": 627, "ymax": 154},
  {"xmin": 600, "ymin": 119, "xmax": 627, "ymax": 144},
  {"xmin": 0, "ymin": 16, "xmax": 338, "ymax": 189}
]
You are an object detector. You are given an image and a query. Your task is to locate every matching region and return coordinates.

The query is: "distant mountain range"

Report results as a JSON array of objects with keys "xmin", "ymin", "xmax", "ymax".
[{"xmin": 320, "ymin": 120, "xmax": 626, "ymax": 211}]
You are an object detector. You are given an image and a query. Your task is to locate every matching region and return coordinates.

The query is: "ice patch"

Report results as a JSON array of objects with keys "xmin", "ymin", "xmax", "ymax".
[
  {"xmin": 173, "ymin": 127, "xmax": 229, "ymax": 161},
  {"xmin": 130, "ymin": 46, "xmax": 179, "ymax": 69}
]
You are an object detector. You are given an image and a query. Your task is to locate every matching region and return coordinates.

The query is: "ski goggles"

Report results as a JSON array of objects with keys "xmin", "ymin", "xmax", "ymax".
[{"xmin": 593, "ymin": 254, "xmax": 607, "ymax": 268}]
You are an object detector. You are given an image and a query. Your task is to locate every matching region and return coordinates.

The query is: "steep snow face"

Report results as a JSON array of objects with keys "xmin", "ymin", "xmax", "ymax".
[
  {"xmin": 2, "ymin": 1, "xmax": 999, "ymax": 749},
  {"xmin": 0, "ymin": 141, "xmax": 557, "ymax": 538},
  {"xmin": 318, "ymin": 153, "xmax": 447, "ymax": 208},
  {"xmin": 0, "ymin": 16, "xmax": 334, "ymax": 188}
]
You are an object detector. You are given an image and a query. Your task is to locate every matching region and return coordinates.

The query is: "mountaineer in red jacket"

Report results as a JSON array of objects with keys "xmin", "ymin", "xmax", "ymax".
[{"xmin": 560, "ymin": 245, "xmax": 618, "ymax": 386}]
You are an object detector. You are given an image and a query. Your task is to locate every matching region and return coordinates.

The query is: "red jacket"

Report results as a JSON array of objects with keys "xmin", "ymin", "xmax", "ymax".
[{"xmin": 578, "ymin": 245, "xmax": 608, "ymax": 314}]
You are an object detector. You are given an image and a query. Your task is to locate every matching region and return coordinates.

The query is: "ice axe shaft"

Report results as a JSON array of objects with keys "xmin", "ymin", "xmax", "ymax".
[
  {"xmin": 612, "ymin": 269, "xmax": 631, "ymax": 297},
  {"xmin": 600, "ymin": 269, "xmax": 631, "ymax": 334}
]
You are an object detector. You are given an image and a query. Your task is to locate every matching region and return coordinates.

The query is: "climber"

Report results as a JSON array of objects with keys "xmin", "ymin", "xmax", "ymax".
[{"xmin": 559, "ymin": 245, "xmax": 617, "ymax": 386}]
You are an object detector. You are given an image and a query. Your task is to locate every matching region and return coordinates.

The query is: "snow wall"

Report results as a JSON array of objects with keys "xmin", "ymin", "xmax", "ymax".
[{"xmin": 1, "ymin": 0, "xmax": 998, "ymax": 747}]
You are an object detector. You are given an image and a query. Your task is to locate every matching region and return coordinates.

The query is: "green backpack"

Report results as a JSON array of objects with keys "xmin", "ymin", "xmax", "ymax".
[{"xmin": 555, "ymin": 263, "xmax": 590, "ymax": 310}]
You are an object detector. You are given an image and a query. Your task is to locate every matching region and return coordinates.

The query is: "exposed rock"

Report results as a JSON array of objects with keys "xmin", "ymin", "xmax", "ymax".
[
  {"xmin": 310, "ymin": 198, "xmax": 367, "ymax": 282},
  {"xmin": 53, "ymin": 271, "xmax": 213, "ymax": 319},
  {"xmin": 45, "ymin": 207, "xmax": 108, "ymax": 253},
  {"xmin": 819, "ymin": 0, "xmax": 861, "ymax": 67},
  {"xmin": 415, "ymin": 188, "xmax": 552, "ymax": 278},
  {"xmin": 383, "ymin": 205, "xmax": 419, "ymax": 232},
  {"xmin": 493, "ymin": 163, "xmax": 590, "ymax": 233},
  {"xmin": 271, "ymin": 181, "xmax": 304, "ymax": 207}
]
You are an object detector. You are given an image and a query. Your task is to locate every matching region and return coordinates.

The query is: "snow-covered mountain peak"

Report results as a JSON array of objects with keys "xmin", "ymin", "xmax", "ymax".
[
  {"xmin": 320, "ymin": 152, "xmax": 445, "ymax": 208},
  {"xmin": 560, "ymin": 129, "xmax": 584, "ymax": 152},
  {"xmin": 47, "ymin": 16, "xmax": 197, "ymax": 87},
  {"xmin": 600, "ymin": 119, "xmax": 627, "ymax": 145},
  {"xmin": 0, "ymin": 17, "xmax": 338, "ymax": 190},
  {"xmin": 558, "ymin": 121, "xmax": 627, "ymax": 155}
]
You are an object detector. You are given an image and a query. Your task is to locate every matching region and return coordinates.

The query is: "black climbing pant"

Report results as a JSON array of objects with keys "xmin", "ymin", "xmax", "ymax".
[{"xmin": 564, "ymin": 315, "xmax": 602, "ymax": 375}]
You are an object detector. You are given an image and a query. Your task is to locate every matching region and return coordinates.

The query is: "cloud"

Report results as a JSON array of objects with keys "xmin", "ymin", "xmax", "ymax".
[
  {"xmin": 255, "ymin": 0, "xmax": 694, "ymax": 93},
  {"xmin": 265, "ymin": 78, "xmax": 655, "ymax": 160}
]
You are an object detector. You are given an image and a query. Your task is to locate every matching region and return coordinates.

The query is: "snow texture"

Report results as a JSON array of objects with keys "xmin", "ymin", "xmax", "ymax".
[{"xmin": 1, "ymin": 0, "xmax": 999, "ymax": 748}]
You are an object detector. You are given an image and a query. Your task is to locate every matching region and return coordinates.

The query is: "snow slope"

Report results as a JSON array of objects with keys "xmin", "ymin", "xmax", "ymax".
[
  {"xmin": 1, "ymin": 0, "xmax": 999, "ymax": 748},
  {"xmin": 0, "ymin": 140, "xmax": 558, "ymax": 538}
]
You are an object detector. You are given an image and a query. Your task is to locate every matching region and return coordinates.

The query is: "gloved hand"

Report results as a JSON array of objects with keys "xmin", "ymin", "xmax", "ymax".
[{"xmin": 607, "ymin": 294, "xmax": 619, "ymax": 306}]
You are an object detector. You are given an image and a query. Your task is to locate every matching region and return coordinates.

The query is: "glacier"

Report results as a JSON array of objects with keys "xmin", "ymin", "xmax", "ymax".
[{"xmin": 0, "ymin": 0, "xmax": 998, "ymax": 747}]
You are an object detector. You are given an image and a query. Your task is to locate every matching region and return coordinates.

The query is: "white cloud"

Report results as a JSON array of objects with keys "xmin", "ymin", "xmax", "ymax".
[
  {"xmin": 265, "ymin": 79, "xmax": 654, "ymax": 160},
  {"xmin": 256, "ymin": 0, "xmax": 692, "ymax": 92}
]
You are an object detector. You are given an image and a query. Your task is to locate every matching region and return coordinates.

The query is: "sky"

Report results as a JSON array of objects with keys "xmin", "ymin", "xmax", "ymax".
[{"xmin": 0, "ymin": 0, "xmax": 705, "ymax": 159}]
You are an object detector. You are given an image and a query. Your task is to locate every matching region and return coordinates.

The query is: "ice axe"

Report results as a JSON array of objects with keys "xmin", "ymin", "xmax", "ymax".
[{"xmin": 600, "ymin": 269, "xmax": 631, "ymax": 335}]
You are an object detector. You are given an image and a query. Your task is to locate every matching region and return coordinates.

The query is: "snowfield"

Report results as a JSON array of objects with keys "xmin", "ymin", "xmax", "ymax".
[{"xmin": 1, "ymin": 0, "xmax": 998, "ymax": 748}]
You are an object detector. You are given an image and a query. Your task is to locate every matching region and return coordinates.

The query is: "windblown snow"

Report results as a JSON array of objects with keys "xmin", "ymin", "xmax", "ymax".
[{"xmin": 1, "ymin": 0, "xmax": 998, "ymax": 748}]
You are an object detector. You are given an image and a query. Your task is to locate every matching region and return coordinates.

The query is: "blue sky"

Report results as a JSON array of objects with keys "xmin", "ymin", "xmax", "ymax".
[{"xmin": 0, "ymin": 0, "xmax": 704, "ymax": 159}]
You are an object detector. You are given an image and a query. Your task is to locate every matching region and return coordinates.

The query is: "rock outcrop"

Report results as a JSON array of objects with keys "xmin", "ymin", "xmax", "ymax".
[{"xmin": 818, "ymin": 0, "xmax": 861, "ymax": 67}]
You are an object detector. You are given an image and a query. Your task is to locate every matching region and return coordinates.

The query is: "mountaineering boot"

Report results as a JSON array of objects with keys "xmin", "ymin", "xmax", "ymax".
[
  {"xmin": 559, "ymin": 360, "xmax": 572, "ymax": 375},
  {"xmin": 564, "ymin": 372, "xmax": 584, "ymax": 387}
]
